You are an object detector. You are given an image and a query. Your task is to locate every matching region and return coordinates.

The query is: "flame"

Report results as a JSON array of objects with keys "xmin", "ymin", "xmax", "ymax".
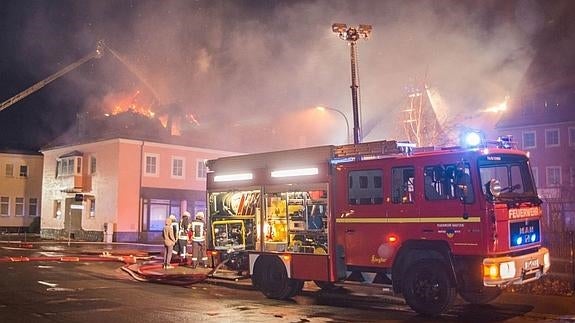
[
  {"xmin": 104, "ymin": 90, "xmax": 155, "ymax": 118},
  {"xmin": 483, "ymin": 96, "xmax": 509, "ymax": 113}
]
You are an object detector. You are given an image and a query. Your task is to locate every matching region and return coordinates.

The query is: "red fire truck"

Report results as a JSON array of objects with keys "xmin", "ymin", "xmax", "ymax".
[{"xmin": 205, "ymin": 135, "xmax": 550, "ymax": 316}]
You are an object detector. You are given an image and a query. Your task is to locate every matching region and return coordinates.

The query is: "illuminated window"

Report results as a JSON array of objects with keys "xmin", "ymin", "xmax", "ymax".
[
  {"xmin": 0, "ymin": 197, "xmax": 9, "ymax": 216},
  {"xmin": 15, "ymin": 197, "xmax": 24, "ymax": 216},
  {"xmin": 522, "ymin": 131, "xmax": 536, "ymax": 149},
  {"xmin": 545, "ymin": 128, "xmax": 559, "ymax": 147}
]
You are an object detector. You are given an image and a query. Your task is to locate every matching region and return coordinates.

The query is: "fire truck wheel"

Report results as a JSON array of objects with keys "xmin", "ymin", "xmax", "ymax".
[
  {"xmin": 402, "ymin": 260, "xmax": 456, "ymax": 317},
  {"xmin": 459, "ymin": 286, "xmax": 502, "ymax": 304},
  {"xmin": 255, "ymin": 256, "xmax": 302, "ymax": 300}
]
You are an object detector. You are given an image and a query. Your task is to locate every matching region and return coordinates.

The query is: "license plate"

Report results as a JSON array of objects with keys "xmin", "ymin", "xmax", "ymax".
[{"xmin": 524, "ymin": 259, "xmax": 539, "ymax": 270}]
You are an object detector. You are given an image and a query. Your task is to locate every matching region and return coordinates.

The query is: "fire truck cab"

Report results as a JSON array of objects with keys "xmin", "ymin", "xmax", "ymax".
[{"xmin": 205, "ymin": 136, "xmax": 550, "ymax": 316}]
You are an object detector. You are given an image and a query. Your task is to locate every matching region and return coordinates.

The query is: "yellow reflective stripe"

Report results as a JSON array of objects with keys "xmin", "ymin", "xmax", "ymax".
[{"xmin": 335, "ymin": 217, "xmax": 481, "ymax": 224}]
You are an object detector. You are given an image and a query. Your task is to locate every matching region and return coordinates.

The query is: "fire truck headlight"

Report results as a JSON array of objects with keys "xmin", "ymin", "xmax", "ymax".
[
  {"xmin": 484, "ymin": 264, "xmax": 499, "ymax": 279},
  {"xmin": 463, "ymin": 131, "xmax": 482, "ymax": 147},
  {"xmin": 499, "ymin": 261, "xmax": 516, "ymax": 279}
]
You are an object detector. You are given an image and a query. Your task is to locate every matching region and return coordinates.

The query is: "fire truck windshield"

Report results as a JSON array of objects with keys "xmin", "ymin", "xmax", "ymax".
[{"xmin": 478, "ymin": 154, "xmax": 537, "ymax": 200}]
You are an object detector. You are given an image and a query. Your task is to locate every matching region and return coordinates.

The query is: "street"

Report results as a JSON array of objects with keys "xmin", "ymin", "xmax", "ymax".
[{"xmin": 0, "ymin": 241, "xmax": 574, "ymax": 322}]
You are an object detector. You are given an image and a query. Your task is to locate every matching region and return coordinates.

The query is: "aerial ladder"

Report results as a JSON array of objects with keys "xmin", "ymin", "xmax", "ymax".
[{"xmin": 0, "ymin": 41, "xmax": 106, "ymax": 113}]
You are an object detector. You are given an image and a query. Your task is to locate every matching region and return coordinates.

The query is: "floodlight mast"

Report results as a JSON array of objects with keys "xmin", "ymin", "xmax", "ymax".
[{"xmin": 332, "ymin": 23, "xmax": 372, "ymax": 145}]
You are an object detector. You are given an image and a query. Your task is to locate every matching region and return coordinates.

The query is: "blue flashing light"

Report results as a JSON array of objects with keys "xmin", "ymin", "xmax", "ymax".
[{"xmin": 463, "ymin": 131, "xmax": 482, "ymax": 147}]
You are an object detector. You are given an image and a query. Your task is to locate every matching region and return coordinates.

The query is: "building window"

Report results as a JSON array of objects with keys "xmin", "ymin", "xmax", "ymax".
[
  {"xmin": 5, "ymin": 164, "xmax": 13, "ymax": 177},
  {"xmin": 89, "ymin": 199, "xmax": 96, "ymax": 217},
  {"xmin": 571, "ymin": 167, "xmax": 575, "ymax": 187},
  {"xmin": 569, "ymin": 127, "xmax": 575, "ymax": 147},
  {"xmin": 197, "ymin": 160, "xmax": 207, "ymax": 179},
  {"xmin": 145, "ymin": 154, "xmax": 159, "ymax": 176},
  {"xmin": 392, "ymin": 166, "xmax": 415, "ymax": 204},
  {"xmin": 522, "ymin": 131, "xmax": 536, "ymax": 149},
  {"xmin": 57, "ymin": 157, "xmax": 78, "ymax": 177},
  {"xmin": 0, "ymin": 197, "xmax": 9, "ymax": 216},
  {"xmin": 545, "ymin": 128, "xmax": 560, "ymax": 147},
  {"xmin": 348, "ymin": 169, "xmax": 383, "ymax": 205},
  {"xmin": 28, "ymin": 198, "xmax": 38, "ymax": 216},
  {"xmin": 531, "ymin": 167, "xmax": 539, "ymax": 188},
  {"xmin": 90, "ymin": 156, "xmax": 97, "ymax": 174},
  {"xmin": 171, "ymin": 157, "xmax": 184, "ymax": 178},
  {"xmin": 19, "ymin": 165, "xmax": 28, "ymax": 177},
  {"xmin": 15, "ymin": 197, "xmax": 24, "ymax": 216},
  {"xmin": 54, "ymin": 200, "xmax": 62, "ymax": 218},
  {"xmin": 142, "ymin": 199, "xmax": 182, "ymax": 231},
  {"xmin": 546, "ymin": 166, "xmax": 561, "ymax": 187}
]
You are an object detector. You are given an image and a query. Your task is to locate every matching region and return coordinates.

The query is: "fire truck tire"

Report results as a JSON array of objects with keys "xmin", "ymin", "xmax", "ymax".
[
  {"xmin": 402, "ymin": 259, "xmax": 456, "ymax": 317},
  {"xmin": 255, "ymin": 256, "xmax": 302, "ymax": 300},
  {"xmin": 459, "ymin": 286, "xmax": 502, "ymax": 304}
]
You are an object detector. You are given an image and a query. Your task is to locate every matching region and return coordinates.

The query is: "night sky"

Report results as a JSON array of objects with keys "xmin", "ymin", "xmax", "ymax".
[{"xmin": 0, "ymin": 0, "xmax": 571, "ymax": 151}]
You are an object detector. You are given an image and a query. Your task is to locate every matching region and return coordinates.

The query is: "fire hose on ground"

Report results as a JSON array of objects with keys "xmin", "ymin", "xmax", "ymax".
[{"xmin": 0, "ymin": 248, "xmax": 211, "ymax": 285}]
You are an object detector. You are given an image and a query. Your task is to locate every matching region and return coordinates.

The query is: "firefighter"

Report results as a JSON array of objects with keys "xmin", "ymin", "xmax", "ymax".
[
  {"xmin": 191, "ymin": 211, "xmax": 208, "ymax": 268},
  {"xmin": 178, "ymin": 211, "xmax": 191, "ymax": 263},
  {"xmin": 169, "ymin": 214, "xmax": 180, "ymax": 256}
]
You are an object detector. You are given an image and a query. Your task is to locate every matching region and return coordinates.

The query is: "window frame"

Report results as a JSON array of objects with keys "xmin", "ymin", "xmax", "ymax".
[
  {"xmin": 90, "ymin": 156, "xmax": 97, "ymax": 174},
  {"xmin": 546, "ymin": 166, "xmax": 562, "ymax": 187},
  {"xmin": 196, "ymin": 159, "xmax": 207, "ymax": 179},
  {"xmin": 348, "ymin": 169, "xmax": 384, "ymax": 205},
  {"xmin": 15, "ymin": 197, "xmax": 24, "ymax": 216},
  {"xmin": 28, "ymin": 198, "xmax": 38, "ymax": 216},
  {"xmin": 391, "ymin": 166, "xmax": 415, "ymax": 204},
  {"xmin": 171, "ymin": 156, "xmax": 185, "ymax": 179},
  {"xmin": 144, "ymin": 153, "xmax": 160, "ymax": 177},
  {"xmin": 0, "ymin": 196, "xmax": 9, "ymax": 216},
  {"xmin": 5, "ymin": 163, "xmax": 14, "ymax": 177},
  {"xmin": 522, "ymin": 131, "xmax": 536, "ymax": 149},
  {"xmin": 19, "ymin": 165, "xmax": 28, "ymax": 177},
  {"xmin": 545, "ymin": 128, "xmax": 560, "ymax": 148},
  {"xmin": 531, "ymin": 167, "xmax": 539, "ymax": 188},
  {"xmin": 569, "ymin": 127, "xmax": 575, "ymax": 147}
]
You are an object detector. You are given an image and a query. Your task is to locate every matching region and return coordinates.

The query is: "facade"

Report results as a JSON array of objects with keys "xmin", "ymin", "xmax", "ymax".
[
  {"xmin": 0, "ymin": 150, "xmax": 43, "ymax": 232},
  {"xmin": 40, "ymin": 138, "xmax": 236, "ymax": 242}
]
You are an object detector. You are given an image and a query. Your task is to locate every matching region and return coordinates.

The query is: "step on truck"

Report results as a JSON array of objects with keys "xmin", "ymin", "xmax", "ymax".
[{"xmin": 204, "ymin": 134, "xmax": 550, "ymax": 316}]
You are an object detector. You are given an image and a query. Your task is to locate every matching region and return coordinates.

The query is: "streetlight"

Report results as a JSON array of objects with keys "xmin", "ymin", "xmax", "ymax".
[
  {"xmin": 316, "ymin": 106, "xmax": 351, "ymax": 144},
  {"xmin": 332, "ymin": 23, "xmax": 372, "ymax": 144}
]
